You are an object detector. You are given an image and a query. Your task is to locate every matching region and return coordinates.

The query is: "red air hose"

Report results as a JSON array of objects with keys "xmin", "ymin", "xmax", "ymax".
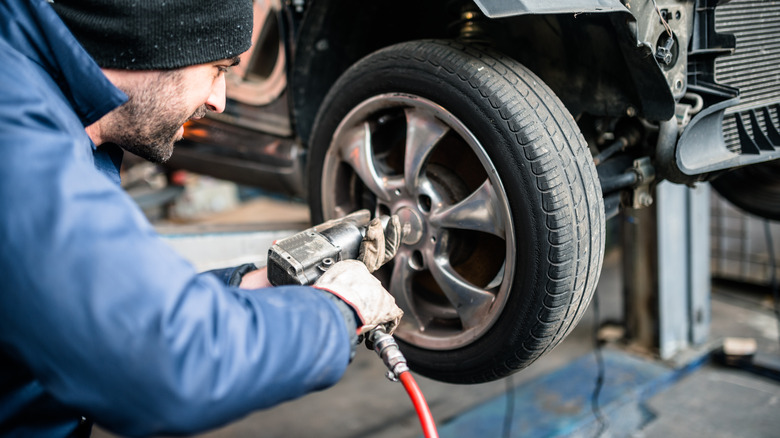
[
  {"xmin": 369, "ymin": 328, "xmax": 439, "ymax": 437},
  {"xmin": 399, "ymin": 371, "xmax": 439, "ymax": 438}
]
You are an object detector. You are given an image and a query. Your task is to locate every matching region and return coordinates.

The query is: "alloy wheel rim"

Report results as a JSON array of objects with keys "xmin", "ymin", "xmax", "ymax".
[{"xmin": 321, "ymin": 93, "xmax": 515, "ymax": 349}]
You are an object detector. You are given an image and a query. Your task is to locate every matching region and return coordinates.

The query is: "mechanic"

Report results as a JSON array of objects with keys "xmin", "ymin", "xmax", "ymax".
[{"xmin": 0, "ymin": 0, "xmax": 403, "ymax": 436}]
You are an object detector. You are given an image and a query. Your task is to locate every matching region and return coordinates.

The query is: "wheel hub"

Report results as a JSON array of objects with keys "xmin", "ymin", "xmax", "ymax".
[
  {"xmin": 395, "ymin": 206, "xmax": 424, "ymax": 245},
  {"xmin": 321, "ymin": 93, "xmax": 515, "ymax": 351}
]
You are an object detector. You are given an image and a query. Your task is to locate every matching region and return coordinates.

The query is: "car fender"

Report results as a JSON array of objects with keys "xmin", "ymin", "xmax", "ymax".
[
  {"xmin": 291, "ymin": 0, "xmax": 674, "ymax": 145},
  {"xmin": 472, "ymin": 0, "xmax": 626, "ymax": 18}
]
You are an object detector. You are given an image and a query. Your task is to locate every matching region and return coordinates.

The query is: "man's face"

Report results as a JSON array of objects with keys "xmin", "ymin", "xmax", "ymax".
[{"xmin": 103, "ymin": 58, "xmax": 239, "ymax": 163}]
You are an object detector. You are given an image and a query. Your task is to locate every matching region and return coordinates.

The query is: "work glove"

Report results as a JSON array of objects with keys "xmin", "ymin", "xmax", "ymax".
[
  {"xmin": 313, "ymin": 260, "xmax": 404, "ymax": 335},
  {"xmin": 358, "ymin": 215, "xmax": 402, "ymax": 273}
]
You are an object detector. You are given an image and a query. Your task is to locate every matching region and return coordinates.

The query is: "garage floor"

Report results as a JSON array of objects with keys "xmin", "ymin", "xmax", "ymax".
[{"xmin": 95, "ymin": 186, "xmax": 780, "ymax": 438}]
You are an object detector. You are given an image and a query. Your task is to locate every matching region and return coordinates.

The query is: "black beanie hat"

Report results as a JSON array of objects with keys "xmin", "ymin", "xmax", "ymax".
[{"xmin": 51, "ymin": 0, "xmax": 254, "ymax": 70}]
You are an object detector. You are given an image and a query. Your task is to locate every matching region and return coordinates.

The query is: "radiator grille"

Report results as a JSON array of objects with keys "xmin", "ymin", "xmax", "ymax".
[{"xmin": 715, "ymin": 0, "xmax": 780, "ymax": 153}]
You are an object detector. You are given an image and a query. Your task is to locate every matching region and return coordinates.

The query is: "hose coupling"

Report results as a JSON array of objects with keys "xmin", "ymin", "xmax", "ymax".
[{"xmin": 368, "ymin": 327, "xmax": 409, "ymax": 382}]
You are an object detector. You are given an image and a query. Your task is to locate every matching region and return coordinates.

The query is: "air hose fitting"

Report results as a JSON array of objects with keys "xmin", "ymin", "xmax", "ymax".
[
  {"xmin": 368, "ymin": 327, "xmax": 410, "ymax": 381},
  {"xmin": 368, "ymin": 327, "xmax": 439, "ymax": 438}
]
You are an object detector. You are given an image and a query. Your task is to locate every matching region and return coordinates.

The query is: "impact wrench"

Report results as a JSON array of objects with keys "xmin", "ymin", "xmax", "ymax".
[{"xmin": 267, "ymin": 210, "xmax": 439, "ymax": 438}]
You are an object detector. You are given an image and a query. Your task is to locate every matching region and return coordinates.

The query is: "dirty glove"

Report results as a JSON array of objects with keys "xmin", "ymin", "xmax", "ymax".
[
  {"xmin": 313, "ymin": 260, "xmax": 403, "ymax": 335},
  {"xmin": 358, "ymin": 215, "xmax": 402, "ymax": 273}
]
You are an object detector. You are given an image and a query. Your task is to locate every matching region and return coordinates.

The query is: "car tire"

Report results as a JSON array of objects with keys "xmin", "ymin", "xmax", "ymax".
[
  {"xmin": 711, "ymin": 159, "xmax": 780, "ymax": 221},
  {"xmin": 308, "ymin": 40, "xmax": 605, "ymax": 384}
]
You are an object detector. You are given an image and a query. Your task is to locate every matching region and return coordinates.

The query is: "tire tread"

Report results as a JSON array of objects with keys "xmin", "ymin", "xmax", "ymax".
[{"xmin": 311, "ymin": 39, "xmax": 605, "ymax": 384}]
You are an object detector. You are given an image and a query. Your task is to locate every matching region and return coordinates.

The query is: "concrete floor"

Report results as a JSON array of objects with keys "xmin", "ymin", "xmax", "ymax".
[
  {"xmin": 636, "ymin": 281, "xmax": 780, "ymax": 438},
  {"xmin": 188, "ymin": 248, "xmax": 625, "ymax": 438},
  {"xmin": 96, "ymin": 189, "xmax": 780, "ymax": 438}
]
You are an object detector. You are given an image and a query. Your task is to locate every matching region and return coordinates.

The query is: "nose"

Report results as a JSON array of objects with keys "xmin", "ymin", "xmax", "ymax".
[{"xmin": 205, "ymin": 74, "xmax": 226, "ymax": 113}]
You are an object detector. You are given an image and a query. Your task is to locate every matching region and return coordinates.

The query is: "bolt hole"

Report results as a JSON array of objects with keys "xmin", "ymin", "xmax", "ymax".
[
  {"xmin": 675, "ymin": 79, "xmax": 683, "ymax": 91},
  {"xmin": 394, "ymin": 189, "xmax": 402, "ymax": 197},
  {"xmin": 431, "ymin": 236, "xmax": 436, "ymax": 244},
  {"xmin": 410, "ymin": 250, "xmax": 424, "ymax": 270},
  {"xmin": 418, "ymin": 194, "xmax": 432, "ymax": 213}
]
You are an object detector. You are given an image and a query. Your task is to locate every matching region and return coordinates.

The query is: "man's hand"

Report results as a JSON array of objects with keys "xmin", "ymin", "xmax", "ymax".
[
  {"xmin": 313, "ymin": 260, "xmax": 403, "ymax": 335},
  {"xmin": 358, "ymin": 215, "xmax": 402, "ymax": 273},
  {"xmin": 239, "ymin": 267, "xmax": 272, "ymax": 289}
]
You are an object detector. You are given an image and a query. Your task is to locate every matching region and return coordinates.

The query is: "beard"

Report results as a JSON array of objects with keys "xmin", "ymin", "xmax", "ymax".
[{"xmin": 106, "ymin": 70, "xmax": 207, "ymax": 163}]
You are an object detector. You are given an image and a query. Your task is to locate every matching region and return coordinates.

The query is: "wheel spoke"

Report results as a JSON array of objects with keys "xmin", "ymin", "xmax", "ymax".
[
  {"xmin": 429, "ymin": 179, "xmax": 506, "ymax": 238},
  {"xmin": 404, "ymin": 107, "xmax": 449, "ymax": 194},
  {"xmin": 383, "ymin": 176, "xmax": 405, "ymax": 198},
  {"xmin": 428, "ymin": 258, "xmax": 495, "ymax": 330},
  {"xmin": 323, "ymin": 92, "xmax": 521, "ymax": 351},
  {"xmin": 389, "ymin": 251, "xmax": 428, "ymax": 331},
  {"xmin": 338, "ymin": 122, "xmax": 392, "ymax": 202}
]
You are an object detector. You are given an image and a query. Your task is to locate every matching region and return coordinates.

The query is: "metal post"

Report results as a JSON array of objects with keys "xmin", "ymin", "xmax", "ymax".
[
  {"xmin": 687, "ymin": 183, "xmax": 711, "ymax": 346},
  {"xmin": 622, "ymin": 196, "xmax": 659, "ymax": 353},
  {"xmin": 622, "ymin": 182, "xmax": 711, "ymax": 358}
]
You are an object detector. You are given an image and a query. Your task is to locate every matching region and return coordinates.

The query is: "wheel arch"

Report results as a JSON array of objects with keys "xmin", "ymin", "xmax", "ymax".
[{"xmin": 290, "ymin": 0, "xmax": 674, "ymax": 145}]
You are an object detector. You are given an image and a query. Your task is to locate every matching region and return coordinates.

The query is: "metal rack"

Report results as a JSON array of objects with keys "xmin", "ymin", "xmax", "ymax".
[{"xmin": 710, "ymin": 190, "xmax": 780, "ymax": 286}]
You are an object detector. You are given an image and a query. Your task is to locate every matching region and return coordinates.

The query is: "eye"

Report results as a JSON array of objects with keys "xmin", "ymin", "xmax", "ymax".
[{"xmin": 214, "ymin": 65, "xmax": 231, "ymax": 78}]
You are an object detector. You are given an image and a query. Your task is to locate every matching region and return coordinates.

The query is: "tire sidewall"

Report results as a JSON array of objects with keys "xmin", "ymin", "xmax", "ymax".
[{"xmin": 309, "ymin": 40, "xmax": 594, "ymax": 383}]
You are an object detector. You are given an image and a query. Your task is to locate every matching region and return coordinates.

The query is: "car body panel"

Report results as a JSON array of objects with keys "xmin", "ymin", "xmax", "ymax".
[{"xmin": 473, "ymin": 0, "xmax": 626, "ymax": 18}]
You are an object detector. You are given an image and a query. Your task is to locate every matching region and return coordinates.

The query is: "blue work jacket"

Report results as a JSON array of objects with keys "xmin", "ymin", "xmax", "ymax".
[{"xmin": 0, "ymin": 0, "xmax": 353, "ymax": 436}]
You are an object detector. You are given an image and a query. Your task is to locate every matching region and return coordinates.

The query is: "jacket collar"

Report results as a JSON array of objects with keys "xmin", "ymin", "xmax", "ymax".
[{"xmin": 1, "ymin": 0, "xmax": 128, "ymax": 126}]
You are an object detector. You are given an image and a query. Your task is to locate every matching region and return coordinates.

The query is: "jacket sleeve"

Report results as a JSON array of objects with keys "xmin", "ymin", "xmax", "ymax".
[
  {"xmin": 0, "ymin": 68, "xmax": 353, "ymax": 436},
  {"xmin": 203, "ymin": 263, "xmax": 259, "ymax": 287}
]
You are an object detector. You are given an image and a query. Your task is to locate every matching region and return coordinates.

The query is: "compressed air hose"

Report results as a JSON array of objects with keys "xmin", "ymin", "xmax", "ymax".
[{"xmin": 368, "ymin": 328, "xmax": 439, "ymax": 438}]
